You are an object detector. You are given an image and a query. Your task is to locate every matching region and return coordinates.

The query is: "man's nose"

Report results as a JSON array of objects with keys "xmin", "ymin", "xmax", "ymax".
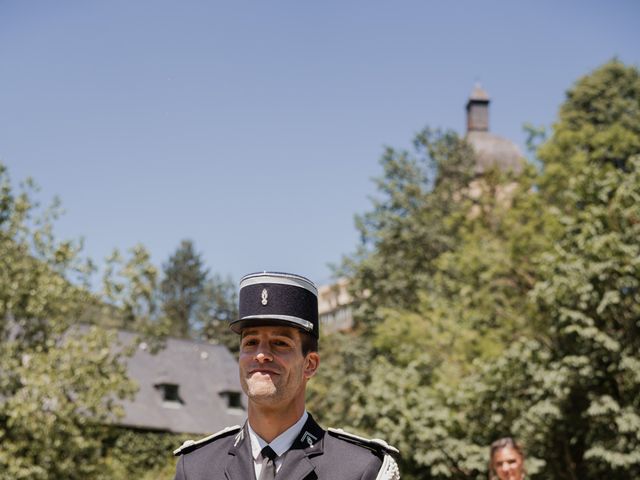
[{"xmin": 255, "ymin": 344, "xmax": 273, "ymax": 362}]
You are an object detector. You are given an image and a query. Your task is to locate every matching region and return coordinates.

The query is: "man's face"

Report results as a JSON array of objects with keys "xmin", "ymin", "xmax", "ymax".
[
  {"xmin": 239, "ymin": 325, "xmax": 319, "ymax": 408},
  {"xmin": 493, "ymin": 447, "xmax": 524, "ymax": 480}
]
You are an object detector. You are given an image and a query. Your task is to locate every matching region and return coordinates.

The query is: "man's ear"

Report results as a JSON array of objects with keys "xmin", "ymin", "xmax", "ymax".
[{"xmin": 303, "ymin": 352, "xmax": 320, "ymax": 379}]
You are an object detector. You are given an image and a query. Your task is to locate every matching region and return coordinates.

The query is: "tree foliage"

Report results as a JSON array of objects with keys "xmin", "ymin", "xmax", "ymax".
[
  {"xmin": 514, "ymin": 60, "xmax": 640, "ymax": 479},
  {"xmin": 311, "ymin": 60, "xmax": 640, "ymax": 480},
  {"xmin": 196, "ymin": 273, "xmax": 239, "ymax": 353},
  {"xmin": 104, "ymin": 429, "xmax": 181, "ymax": 479},
  {"xmin": 0, "ymin": 166, "xmax": 200, "ymax": 478},
  {"xmin": 0, "ymin": 166, "xmax": 137, "ymax": 479},
  {"xmin": 158, "ymin": 240, "xmax": 238, "ymax": 351},
  {"xmin": 160, "ymin": 239, "xmax": 208, "ymax": 338},
  {"xmin": 341, "ymin": 129, "xmax": 476, "ymax": 328}
]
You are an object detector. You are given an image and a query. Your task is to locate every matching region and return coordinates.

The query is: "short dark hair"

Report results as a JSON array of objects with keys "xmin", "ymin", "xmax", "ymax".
[{"xmin": 300, "ymin": 331, "xmax": 318, "ymax": 356}]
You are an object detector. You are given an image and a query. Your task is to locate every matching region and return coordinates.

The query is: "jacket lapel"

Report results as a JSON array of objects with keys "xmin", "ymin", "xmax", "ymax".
[
  {"xmin": 225, "ymin": 424, "xmax": 256, "ymax": 480},
  {"xmin": 276, "ymin": 414, "xmax": 325, "ymax": 480}
]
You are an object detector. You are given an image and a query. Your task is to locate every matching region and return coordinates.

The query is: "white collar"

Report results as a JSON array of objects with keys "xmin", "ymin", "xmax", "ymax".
[{"xmin": 248, "ymin": 410, "xmax": 309, "ymax": 460}]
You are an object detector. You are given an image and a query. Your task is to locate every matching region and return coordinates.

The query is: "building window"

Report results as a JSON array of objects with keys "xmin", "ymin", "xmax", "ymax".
[
  {"xmin": 156, "ymin": 383, "xmax": 183, "ymax": 408},
  {"xmin": 220, "ymin": 390, "xmax": 244, "ymax": 411}
]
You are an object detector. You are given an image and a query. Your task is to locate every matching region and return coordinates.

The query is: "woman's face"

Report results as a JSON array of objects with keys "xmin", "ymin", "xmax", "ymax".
[{"xmin": 492, "ymin": 446, "xmax": 524, "ymax": 480}]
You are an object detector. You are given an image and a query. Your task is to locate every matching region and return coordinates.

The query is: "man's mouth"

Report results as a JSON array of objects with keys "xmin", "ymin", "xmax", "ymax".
[{"xmin": 249, "ymin": 368, "xmax": 279, "ymax": 376}]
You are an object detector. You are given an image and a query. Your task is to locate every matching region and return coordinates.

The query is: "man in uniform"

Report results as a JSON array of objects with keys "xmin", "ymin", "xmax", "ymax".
[{"xmin": 173, "ymin": 271, "xmax": 399, "ymax": 480}]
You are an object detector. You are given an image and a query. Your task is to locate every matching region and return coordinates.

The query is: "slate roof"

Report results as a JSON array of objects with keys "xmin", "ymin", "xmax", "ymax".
[
  {"xmin": 466, "ymin": 130, "xmax": 524, "ymax": 175},
  {"xmin": 117, "ymin": 331, "xmax": 246, "ymax": 435}
]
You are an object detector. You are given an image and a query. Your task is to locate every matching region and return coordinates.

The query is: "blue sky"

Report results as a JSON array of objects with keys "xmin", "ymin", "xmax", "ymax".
[{"xmin": 1, "ymin": 1, "xmax": 639, "ymax": 285}]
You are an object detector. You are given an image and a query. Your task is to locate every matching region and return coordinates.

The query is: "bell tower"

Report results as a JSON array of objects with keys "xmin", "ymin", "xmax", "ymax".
[{"xmin": 466, "ymin": 83, "xmax": 490, "ymax": 132}]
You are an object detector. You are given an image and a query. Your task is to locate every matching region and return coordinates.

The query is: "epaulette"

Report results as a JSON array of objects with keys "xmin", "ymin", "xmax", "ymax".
[
  {"xmin": 173, "ymin": 425, "xmax": 242, "ymax": 456},
  {"xmin": 327, "ymin": 428, "xmax": 399, "ymax": 456},
  {"xmin": 328, "ymin": 428, "xmax": 400, "ymax": 480}
]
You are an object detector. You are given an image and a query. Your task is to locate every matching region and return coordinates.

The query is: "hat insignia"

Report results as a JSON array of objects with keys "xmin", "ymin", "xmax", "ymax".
[{"xmin": 261, "ymin": 288, "xmax": 268, "ymax": 306}]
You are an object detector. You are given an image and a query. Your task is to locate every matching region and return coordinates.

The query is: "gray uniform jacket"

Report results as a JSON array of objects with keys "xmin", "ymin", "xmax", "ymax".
[{"xmin": 173, "ymin": 414, "xmax": 399, "ymax": 480}]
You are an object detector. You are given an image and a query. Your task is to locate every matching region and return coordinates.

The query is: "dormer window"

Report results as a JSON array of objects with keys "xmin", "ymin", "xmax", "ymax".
[
  {"xmin": 219, "ymin": 390, "xmax": 244, "ymax": 411},
  {"xmin": 156, "ymin": 383, "xmax": 184, "ymax": 408}
]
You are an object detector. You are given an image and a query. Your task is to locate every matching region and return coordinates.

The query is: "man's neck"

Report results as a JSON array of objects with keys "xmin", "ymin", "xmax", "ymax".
[{"xmin": 247, "ymin": 401, "xmax": 306, "ymax": 443}]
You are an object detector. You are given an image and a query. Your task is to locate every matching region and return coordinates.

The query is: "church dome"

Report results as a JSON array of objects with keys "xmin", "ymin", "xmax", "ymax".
[
  {"xmin": 466, "ymin": 130, "xmax": 524, "ymax": 175},
  {"xmin": 464, "ymin": 84, "xmax": 524, "ymax": 175}
]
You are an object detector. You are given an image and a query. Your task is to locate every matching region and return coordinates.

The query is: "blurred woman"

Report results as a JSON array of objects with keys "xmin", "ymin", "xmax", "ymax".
[{"xmin": 489, "ymin": 437, "xmax": 525, "ymax": 480}]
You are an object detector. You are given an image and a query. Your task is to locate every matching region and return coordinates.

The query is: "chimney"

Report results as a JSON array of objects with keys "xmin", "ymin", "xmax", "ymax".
[{"xmin": 466, "ymin": 84, "xmax": 490, "ymax": 132}]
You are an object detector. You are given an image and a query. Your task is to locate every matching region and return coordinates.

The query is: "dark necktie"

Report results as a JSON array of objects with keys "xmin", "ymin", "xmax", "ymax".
[{"xmin": 258, "ymin": 445, "xmax": 278, "ymax": 480}]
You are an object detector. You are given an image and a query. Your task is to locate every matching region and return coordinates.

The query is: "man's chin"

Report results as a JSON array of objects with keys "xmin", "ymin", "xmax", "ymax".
[{"xmin": 246, "ymin": 381, "xmax": 278, "ymax": 399}]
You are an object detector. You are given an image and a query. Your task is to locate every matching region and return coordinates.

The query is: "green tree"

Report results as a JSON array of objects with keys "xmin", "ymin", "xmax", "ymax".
[
  {"xmin": 196, "ymin": 273, "xmax": 239, "ymax": 353},
  {"xmin": 314, "ymin": 60, "xmax": 640, "ymax": 480},
  {"xmin": 314, "ymin": 128, "xmax": 507, "ymax": 479},
  {"xmin": 472, "ymin": 59, "xmax": 640, "ymax": 479},
  {"xmin": 102, "ymin": 245, "xmax": 160, "ymax": 329},
  {"xmin": 0, "ymin": 165, "xmax": 137, "ymax": 479},
  {"xmin": 341, "ymin": 128, "xmax": 476, "ymax": 329},
  {"xmin": 160, "ymin": 239, "xmax": 208, "ymax": 338}
]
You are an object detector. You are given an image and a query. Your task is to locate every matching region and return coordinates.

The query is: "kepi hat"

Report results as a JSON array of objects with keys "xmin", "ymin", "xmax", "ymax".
[{"xmin": 230, "ymin": 271, "xmax": 319, "ymax": 338}]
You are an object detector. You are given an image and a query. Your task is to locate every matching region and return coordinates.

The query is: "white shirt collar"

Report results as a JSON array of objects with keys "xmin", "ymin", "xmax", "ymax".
[{"xmin": 248, "ymin": 410, "xmax": 309, "ymax": 460}]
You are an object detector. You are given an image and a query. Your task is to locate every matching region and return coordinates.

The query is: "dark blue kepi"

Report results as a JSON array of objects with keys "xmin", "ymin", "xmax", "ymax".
[{"xmin": 230, "ymin": 271, "xmax": 319, "ymax": 338}]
